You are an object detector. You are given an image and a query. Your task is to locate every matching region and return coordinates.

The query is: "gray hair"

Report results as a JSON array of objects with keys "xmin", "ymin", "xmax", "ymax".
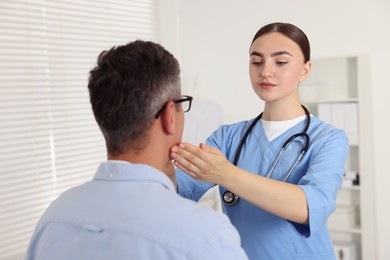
[{"xmin": 88, "ymin": 40, "xmax": 181, "ymax": 155}]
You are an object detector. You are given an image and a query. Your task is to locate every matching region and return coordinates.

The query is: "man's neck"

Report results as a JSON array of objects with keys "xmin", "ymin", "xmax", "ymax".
[{"xmin": 108, "ymin": 144, "xmax": 176, "ymax": 183}]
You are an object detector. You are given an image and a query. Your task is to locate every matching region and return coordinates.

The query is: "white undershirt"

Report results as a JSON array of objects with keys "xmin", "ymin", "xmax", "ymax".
[{"xmin": 261, "ymin": 115, "xmax": 307, "ymax": 142}]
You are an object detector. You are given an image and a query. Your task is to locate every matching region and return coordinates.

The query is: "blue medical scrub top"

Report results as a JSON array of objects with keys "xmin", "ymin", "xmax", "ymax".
[{"xmin": 177, "ymin": 116, "xmax": 348, "ymax": 260}]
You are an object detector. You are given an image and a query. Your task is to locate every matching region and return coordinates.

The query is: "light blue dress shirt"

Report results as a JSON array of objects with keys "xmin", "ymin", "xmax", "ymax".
[
  {"xmin": 25, "ymin": 161, "xmax": 248, "ymax": 260},
  {"xmin": 177, "ymin": 116, "xmax": 349, "ymax": 259}
]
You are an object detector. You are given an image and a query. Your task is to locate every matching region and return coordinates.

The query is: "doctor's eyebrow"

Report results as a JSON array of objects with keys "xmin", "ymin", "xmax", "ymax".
[{"xmin": 250, "ymin": 50, "xmax": 293, "ymax": 57}]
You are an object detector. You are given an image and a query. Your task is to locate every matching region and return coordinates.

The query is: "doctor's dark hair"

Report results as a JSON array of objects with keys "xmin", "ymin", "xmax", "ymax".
[
  {"xmin": 88, "ymin": 40, "xmax": 181, "ymax": 155},
  {"xmin": 250, "ymin": 22, "xmax": 311, "ymax": 63}
]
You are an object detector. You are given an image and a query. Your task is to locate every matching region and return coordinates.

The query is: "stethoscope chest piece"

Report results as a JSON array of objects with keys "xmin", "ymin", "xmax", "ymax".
[{"xmin": 223, "ymin": 190, "xmax": 239, "ymax": 206}]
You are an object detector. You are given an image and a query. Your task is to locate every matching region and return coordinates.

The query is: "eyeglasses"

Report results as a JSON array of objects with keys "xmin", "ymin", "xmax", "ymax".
[{"xmin": 155, "ymin": 95, "xmax": 193, "ymax": 118}]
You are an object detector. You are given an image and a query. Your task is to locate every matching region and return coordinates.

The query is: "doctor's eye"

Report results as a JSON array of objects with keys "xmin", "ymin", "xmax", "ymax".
[
  {"xmin": 275, "ymin": 61, "xmax": 288, "ymax": 66},
  {"xmin": 251, "ymin": 60, "xmax": 263, "ymax": 66}
]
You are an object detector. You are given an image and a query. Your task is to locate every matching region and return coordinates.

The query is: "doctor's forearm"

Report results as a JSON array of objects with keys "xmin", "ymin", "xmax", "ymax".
[{"xmin": 222, "ymin": 165, "xmax": 309, "ymax": 224}]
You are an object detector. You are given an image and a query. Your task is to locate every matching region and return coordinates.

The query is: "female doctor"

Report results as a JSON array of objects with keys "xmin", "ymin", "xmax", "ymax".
[{"xmin": 171, "ymin": 22, "xmax": 348, "ymax": 259}]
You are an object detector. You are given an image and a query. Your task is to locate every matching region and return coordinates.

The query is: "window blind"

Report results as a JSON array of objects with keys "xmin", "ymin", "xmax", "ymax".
[{"xmin": 0, "ymin": 0, "xmax": 156, "ymax": 259}]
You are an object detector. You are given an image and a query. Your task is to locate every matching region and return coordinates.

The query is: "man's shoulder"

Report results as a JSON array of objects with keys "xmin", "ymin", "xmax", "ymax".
[{"xmin": 28, "ymin": 185, "xmax": 245, "ymax": 260}]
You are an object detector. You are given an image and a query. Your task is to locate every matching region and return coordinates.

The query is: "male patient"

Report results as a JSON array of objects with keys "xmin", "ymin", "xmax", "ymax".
[{"xmin": 25, "ymin": 40, "xmax": 248, "ymax": 260}]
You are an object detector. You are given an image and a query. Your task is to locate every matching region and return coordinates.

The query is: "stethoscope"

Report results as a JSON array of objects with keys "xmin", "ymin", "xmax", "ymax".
[{"xmin": 222, "ymin": 105, "xmax": 311, "ymax": 206}]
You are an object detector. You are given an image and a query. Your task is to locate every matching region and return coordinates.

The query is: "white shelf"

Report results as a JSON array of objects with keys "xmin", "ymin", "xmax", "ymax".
[
  {"xmin": 303, "ymin": 98, "xmax": 358, "ymax": 104},
  {"xmin": 300, "ymin": 55, "xmax": 375, "ymax": 260},
  {"xmin": 330, "ymin": 226, "xmax": 362, "ymax": 234},
  {"xmin": 341, "ymin": 186, "xmax": 360, "ymax": 191}
]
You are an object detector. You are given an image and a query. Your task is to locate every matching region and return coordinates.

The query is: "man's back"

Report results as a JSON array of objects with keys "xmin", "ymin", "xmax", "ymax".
[{"xmin": 26, "ymin": 161, "xmax": 248, "ymax": 260}]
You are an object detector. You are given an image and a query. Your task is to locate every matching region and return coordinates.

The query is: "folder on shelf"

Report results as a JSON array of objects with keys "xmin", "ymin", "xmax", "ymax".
[
  {"xmin": 317, "ymin": 102, "xmax": 359, "ymax": 145},
  {"xmin": 317, "ymin": 103, "xmax": 332, "ymax": 124},
  {"xmin": 344, "ymin": 103, "xmax": 359, "ymax": 145}
]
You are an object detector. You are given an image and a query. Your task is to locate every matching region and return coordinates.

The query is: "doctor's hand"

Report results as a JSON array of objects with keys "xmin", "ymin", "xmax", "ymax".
[{"xmin": 170, "ymin": 143, "xmax": 235, "ymax": 185}]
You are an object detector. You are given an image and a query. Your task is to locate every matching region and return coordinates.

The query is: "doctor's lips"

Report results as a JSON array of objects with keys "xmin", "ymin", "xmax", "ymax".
[{"xmin": 259, "ymin": 82, "xmax": 276, "ymax": 89}]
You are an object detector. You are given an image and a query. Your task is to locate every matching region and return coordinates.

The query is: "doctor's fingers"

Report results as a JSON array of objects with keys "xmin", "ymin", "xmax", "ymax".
[
  {"xmin": 177, "ymin": 142, "xmax": 212, "ymax": 160},
  {"xmin": 176, "ymin": 143, "xmax": 224, "ymax": 164},
  {"xmin": 177, "ymin": 143, "xmax": 231, "ymax": 174},
  {"xmin": 174, "ymin": 158, "xmax": 218, "ymax": 183},
  {"xmin": 173, "ymin": 159, "xmax": 203, "ymax": 179},
  {"xmin": 171, "ymin": 145, "xmax": 208, "ymax": 169},
  {"xmin": 199, "ymin": 143, "xmax": 219, "ymax": 154}
]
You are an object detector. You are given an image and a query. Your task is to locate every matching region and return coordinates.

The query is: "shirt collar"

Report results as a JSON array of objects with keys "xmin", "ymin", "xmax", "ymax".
[{"xmin": 94, "ymin": 161, "xmax": 175, "ymax": 191}]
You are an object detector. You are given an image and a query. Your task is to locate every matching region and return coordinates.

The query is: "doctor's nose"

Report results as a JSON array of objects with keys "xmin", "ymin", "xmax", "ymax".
[{"xmin": 260, "ymin": 61, "xmax": 273, "ymax": 77}]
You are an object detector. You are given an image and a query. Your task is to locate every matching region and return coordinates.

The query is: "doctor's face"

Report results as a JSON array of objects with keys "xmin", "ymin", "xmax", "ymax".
[{"xmin": 249, "ymin": 32, "xmax": 311, "ymax": 104}]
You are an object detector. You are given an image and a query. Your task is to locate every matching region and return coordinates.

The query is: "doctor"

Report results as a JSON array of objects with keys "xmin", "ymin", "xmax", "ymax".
[{"xmin": 171, "ymin": 22, "xmax": 348, "ymax": 259}]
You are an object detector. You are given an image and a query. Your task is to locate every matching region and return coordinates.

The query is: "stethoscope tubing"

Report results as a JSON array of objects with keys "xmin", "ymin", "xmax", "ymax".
[{"xmin": 222, "ymin": 105, "xmax": 311, "ymax": 206}]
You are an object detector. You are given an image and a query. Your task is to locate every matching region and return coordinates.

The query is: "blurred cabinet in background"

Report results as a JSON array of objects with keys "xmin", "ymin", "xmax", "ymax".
[{"xmin": 300, "ymin": 56, "xmax": 375, "ymax": 260}]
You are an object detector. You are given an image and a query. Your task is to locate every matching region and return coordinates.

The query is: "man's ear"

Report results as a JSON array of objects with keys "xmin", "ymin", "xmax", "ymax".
[
  {"xmin": 160, "ymin": 101, "xmax": 176, "ymax": 135},
  {"xmin": 299, "ymin": 61, "xmax": 312, "ymax": 82}
]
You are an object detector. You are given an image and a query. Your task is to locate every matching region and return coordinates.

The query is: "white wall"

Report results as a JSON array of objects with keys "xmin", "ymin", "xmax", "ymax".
[{"xmin": 158, "ymin": 0, "xmax": 390, "ymax": 259}]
